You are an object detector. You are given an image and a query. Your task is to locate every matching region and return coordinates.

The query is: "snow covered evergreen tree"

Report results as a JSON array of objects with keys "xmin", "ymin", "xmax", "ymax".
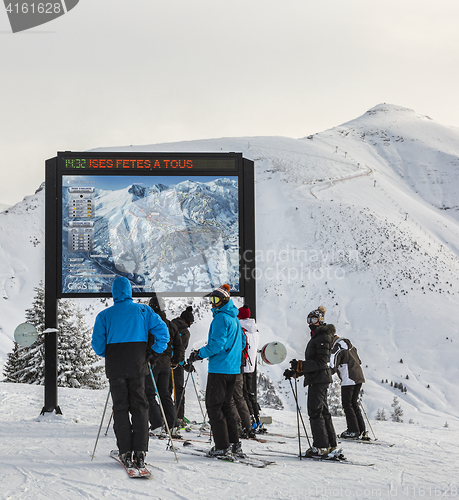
[
  {"xmin": 327, "ymin": 375, "xmax": 344, "ymax": 416},
  {"xmin": 376, "ymin": 408, "xmax": 387, "ymax": 421},
  {"xmin": 3, "ymin": 342, "xmax": 22, "ymax": 382},
  {"xmin": 57, "ymin": 302, "xmax": 105, "ymax": 389},
  {"xmin": 3, "ymin": 284, "xmax": 105, "ymax": 389},
  {"xmin": 391, "ymin": 396, "xmax": 404, "ymax": 422},
  {"xmin": 4, "ymin": 283, "xmax": 47, "ymax": 384},
  {"xmin": 257, "ymin": 372, "xmax": 283, "ymax": 410}
]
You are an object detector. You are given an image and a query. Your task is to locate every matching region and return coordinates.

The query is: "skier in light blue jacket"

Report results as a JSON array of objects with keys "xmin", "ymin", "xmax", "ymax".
[{"xmin": 187, "ymin": 284, "xmax": 246, "ymax": 458}]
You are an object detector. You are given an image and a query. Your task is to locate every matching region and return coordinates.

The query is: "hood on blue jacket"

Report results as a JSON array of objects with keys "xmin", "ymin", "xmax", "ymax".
[{"xmin": 112, "ymin": 277, "xmax": 133, "ymax": 303}]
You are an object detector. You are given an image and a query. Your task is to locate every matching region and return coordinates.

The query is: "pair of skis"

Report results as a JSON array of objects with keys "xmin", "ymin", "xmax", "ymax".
[
  {"xmin": 176, "ymin": 441, "xmax": 275, "ymax": 468},
  {"xmin": 251, "ymin": 447, "xmax": 375, "ymax": 467},
  {"xmin": 339, "ymin": 437, "xmax": 395, "ymax": 447},
  {"xmin": 110, "ymin": 450, "xmax": 152, "ymax": 478},
  {"xmin": 267, "ymin": 431, "xmax": 394, "ymax": 448},
  {"xmin": 197, "ymin": 429, "xmax": 285, "ymax": 445}
]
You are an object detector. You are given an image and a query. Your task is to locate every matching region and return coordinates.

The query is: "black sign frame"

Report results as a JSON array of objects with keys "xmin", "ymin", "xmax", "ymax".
[{"xmin": 43, "ymin": 151, "xmax": 256, "ymax": 414}]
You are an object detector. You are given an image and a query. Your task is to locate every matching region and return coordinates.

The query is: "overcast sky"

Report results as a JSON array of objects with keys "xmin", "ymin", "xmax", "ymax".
[{"xmin": 1, "ymin": 0, "xmax": 459, "ymax": 206}]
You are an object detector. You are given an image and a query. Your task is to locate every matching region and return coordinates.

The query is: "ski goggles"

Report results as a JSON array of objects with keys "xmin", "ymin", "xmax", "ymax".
[
  {"xmin": 210, "ymin": 296, "xmax": 222, "ymax": 304},
  {"xmin": 307, "ymin": 316, "xmax": 319, "ymax": 324}
]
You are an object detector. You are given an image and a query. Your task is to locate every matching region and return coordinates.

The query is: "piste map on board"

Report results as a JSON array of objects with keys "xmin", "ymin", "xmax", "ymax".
[{"xmin": 62, "ymin": 174, "xmax": 240, "ymax": 295}]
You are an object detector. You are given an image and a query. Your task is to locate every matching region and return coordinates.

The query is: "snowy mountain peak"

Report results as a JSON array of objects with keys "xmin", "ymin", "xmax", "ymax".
[
  {"xmin": 366, "ymin": 103, "xmax": 427, "ymax": 118},
  {"xmin": 338, "ymin": 103, "xmax": 437, "ymax": 131}
]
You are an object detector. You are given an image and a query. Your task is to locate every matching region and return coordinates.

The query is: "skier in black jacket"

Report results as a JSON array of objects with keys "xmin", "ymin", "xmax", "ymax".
[
  {"xmin": 284, "ymin": 306, "xmax": 337, "ymax": 458},
  {"xmin": 170, "ymin": 306, "xmax": 194, "ymax": 425},
  {"xmin": 145, "ymin": 294, "xmax": 185, "ymax": 436}
]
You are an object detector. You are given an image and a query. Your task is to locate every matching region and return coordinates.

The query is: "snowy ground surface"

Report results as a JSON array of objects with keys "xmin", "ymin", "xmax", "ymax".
[{"xmin": 1, "ymin": 382, "xmax": 457, "ymax": 500}]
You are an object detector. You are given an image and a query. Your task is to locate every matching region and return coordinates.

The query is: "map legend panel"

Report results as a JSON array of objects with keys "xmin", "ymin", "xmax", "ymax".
[
  {"xmin": 68, "ymin": 222, "xmax": 94, "ymax": 253},
  {"xmin": 68, "ymin": 187, "xmax": 94, "ymax": 218}
]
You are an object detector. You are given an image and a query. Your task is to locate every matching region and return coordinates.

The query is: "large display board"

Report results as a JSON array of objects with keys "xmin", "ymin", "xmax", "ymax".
[{"xmin": 47, "ymin": 152, "xmax": 255, "ymax": 298}]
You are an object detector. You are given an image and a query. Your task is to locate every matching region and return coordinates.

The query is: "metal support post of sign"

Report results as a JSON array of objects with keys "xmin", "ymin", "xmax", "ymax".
[{"xmin": 42, "ymin": 157, "xmax": 61, "ymax": 415}]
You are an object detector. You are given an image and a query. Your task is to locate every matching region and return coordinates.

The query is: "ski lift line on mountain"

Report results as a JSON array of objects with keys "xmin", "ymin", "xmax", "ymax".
[
  {"xmin": 226, "ymin": 138, "xmax": 362, "ymax": 166},
  {"xmin": 309, "ymin": 165, "xmax": 373, "ymax": 199}
]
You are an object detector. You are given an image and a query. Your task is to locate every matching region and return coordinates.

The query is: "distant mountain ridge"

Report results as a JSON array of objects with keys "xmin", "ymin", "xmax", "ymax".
[{"xmin": 1, "ymin": 104, "xmax": 459, "ymax": 424}]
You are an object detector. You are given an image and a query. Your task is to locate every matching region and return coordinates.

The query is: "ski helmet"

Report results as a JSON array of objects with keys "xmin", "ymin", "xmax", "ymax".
[
  {"xmin": 209, "ymin": 284, "xmax": 231, "ymax": 308},
  {"xmin": 307, "ymin": 305, "xmax": 326, "ymax": 325}
]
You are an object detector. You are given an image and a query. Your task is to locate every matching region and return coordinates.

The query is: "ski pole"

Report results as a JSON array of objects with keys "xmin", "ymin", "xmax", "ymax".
[
  {"xmin": 104, "ymin": 410, "xmax": 113, "ymax": 437},
  {"xmin": 171, "ymin": 368, "xmax": 176, "ymax": 405},
  {"xmin": 149, "ymin": 363, "xmax": 179, "ymax": 462},
  {"xmin": 190, "ymin": 370, "xmax": 207, "ymax": 423},
  {"xmin": 91, "ymin": 389, "xmax": 110, "ymax": 461},
  {"xmin": 294, "ymin": 376, "xmax": 302, "ymax": 460},
  {"xmin": 171, "ymin": 367, "xmax": 192, "ymax": 432},
  {"xmin": 197, "ymin": 408, "xmax": 210, "ymax": 440},
  {"xmin": 288, "ymin": 378, "xmax": 312, "ymax": 447},
  {"xmin": 189, "ymin": 369, "xmax": 211, "ymax": 440},
  {"xmin": 359, "ymin": 398, "xmax": 377, "ymax": 440}
]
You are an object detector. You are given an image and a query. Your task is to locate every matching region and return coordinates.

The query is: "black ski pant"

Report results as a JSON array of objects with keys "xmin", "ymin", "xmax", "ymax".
[
  {"xmin": 230, "ymin": 373, "xmax": 252, "ymax": 431},
  {"xmin": 243, "ymin": 370, "xmax": 260, "ymax": 422},
  {"xmin": 145, "ymin": 358, "xmax": 177, "ymax": 431},
  {"xmin": 205, "ymin": 373, "xmax": 239, "ymax": 450},
  {"xmin": 341, "ymin": 383, "xmax": 365, "ymax": 434},
  {"xmin": 172, "ymin": 364, "xmax": 186, "ymax": 420},
  {"xmin": 109, "ymin": 376, "xmax": 149, "ymax": 455},
  {"xmin": 307, "ymin": 383, "xmax": 337, "ymax": 449}
]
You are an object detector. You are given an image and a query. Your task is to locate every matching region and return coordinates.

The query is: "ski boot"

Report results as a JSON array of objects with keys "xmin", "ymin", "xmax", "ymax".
[
  {"xmin": 231, "ymin": 441, "xmax": 247, "ymax": 459},
  {"xmin": 339, "ymin": 429, "xmax": 360, "ymax": 439},
  {"xmin": 207, "ymin": 446, "xmax": 233, "ymax": 459},
  {"xmin": 119, "ymin": 451, "xmax": 135, "ymax": 468},
  {"xmin": 133, "ymin": 451, "xmax": 146, "ymax": 468},
  {"xmin": 304, "ymin": 446, "xmax": 331, "ymax": 458}
]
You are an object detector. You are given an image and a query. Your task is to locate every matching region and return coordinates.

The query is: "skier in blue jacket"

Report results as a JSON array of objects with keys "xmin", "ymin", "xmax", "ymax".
[
  {"xmin": 92, "ymin": 277, "xmax": 169, "ymax": 469},
  {"xmin": 187, "ymin": 284, "xmax": 246, "ymax": 458}
]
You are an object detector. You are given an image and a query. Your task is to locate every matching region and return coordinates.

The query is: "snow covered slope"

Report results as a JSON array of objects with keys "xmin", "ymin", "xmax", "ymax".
[
  {"xmin": 1, "ymin": 104, "xmax": 459, "ymax": 426},
  {"xmin": 1, "ymin": 381, "xmax": 458, "ymax": 500},
  {"xmin": 0, "ymin": 185, "xmax": 45, "ymax": 361}
]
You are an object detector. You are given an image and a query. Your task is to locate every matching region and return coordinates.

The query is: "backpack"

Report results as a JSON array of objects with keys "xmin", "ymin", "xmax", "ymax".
[{"xmin": 241, "ymin": 327, "xmax": 251, "ymax": 368}]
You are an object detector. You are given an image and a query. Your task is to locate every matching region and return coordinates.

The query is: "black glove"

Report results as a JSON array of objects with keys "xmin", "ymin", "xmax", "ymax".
[
  {"xmin": 182, "ymin": 361, "xmax": 195, "ymax": 373},
  {"xmin": 290, "ymin": 359, "xmax": 304, "ymax": 374},
  {"xmin": 147, "ymin": 349, "xmax": 161, "ymax": 366},
  {"xmin": 187, "ymin": 349, "xmax": 202, "ymax": 364},
  {"xmin": 283, "ymin": 369, "xmax": 296, "ymax": 380}
]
